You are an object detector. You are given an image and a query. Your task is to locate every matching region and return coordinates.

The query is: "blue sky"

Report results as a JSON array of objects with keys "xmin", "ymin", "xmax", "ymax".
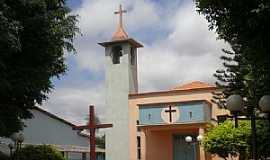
[
  {"xmin": 43, "ymin": 0, "xmax": 228, "ymax": 124},
  {"xmin": 67, "ymin": 0, "xmax": 81, "ymax": 9}
]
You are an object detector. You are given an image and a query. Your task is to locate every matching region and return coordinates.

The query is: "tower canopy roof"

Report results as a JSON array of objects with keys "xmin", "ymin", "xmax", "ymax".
[
  {"xmin": 98, "ymin": 38, "xmax": 143, "ymax": 48},
  {"xmin": 112, "ymin": 4, "xmax": 128, "ymax": 41},
  {"xmin": 99, "ymin": 4, "xmax": 143, "ymax": 48},
  {"xmin": 112, "ymin": 27, "xmax": 128, "ymax": 41}
]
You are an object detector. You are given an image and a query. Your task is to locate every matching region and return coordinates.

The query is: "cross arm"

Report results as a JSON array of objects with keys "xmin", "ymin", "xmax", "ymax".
[
  {"xmin": 114, "ymin": 10, "xmax": 127, "ymax": 14},
  {"xmin": 73, "ymin": 124, "xmax": 113, "ymax": 130},
  {"xmin": 73, "ymin": 125, "xmax": 88, "ymax": 130},
  {"xmin": 96, "ymin": 123, "xmax": 113, "ymax": 129}
]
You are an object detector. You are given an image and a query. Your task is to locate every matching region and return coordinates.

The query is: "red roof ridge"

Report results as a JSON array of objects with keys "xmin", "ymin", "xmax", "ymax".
[
  {"xmin": 171, "ymin": 81, "xmax": 215, "ymax": 91},
  {"xmin": 129, "ymin": 81, "xmax": 217, "ymax": 98}
]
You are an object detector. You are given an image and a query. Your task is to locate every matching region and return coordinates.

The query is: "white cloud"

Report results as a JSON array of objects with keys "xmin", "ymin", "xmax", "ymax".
[
  {"xmin": 75, "ymin": 0, "xmax": 159, "ymax": 37},
  {"xmin": 138, "ymin": 1, "xmax": 228, "ymax": 91},
  {"xmin": 43, "ymin": 82, "xmax": 105, "ymax": 125},
  {"xmin": 168, "ymin": 3, "xmax": 224, "ymax": 56},
  {"xmin": 44, "ymin": 0, "xmax": 229, "ymax": 124},
  {"xmin": 71, "ymin": 0, "xmax": 160, "ymax": 73},
  {"xmin": 73, "ymin": 40, "xmax": 105, "ymax": 73},
  {"xmin": 125, "ymin": 0, "xmax": 159, "ymax": 31}
]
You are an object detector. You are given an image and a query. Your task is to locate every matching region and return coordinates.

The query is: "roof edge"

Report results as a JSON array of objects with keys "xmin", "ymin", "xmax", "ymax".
[
  {"xmin": 33, "ymin": 106, "xmax": 76, "ymax": 127},
  {"xmin": 171, "ymin": 81, "xmax": 215, "ymax": 90},
  {"xmin": 98, "ymin": 38, "xmax": 143, "ymax": 48},
  {"xmin": 135, "ymin": 99, "xmax": 212, "ymax": 107},
  {"xmin": 129, "ymin": 86, "xmax": 217, "ymax": 98}
]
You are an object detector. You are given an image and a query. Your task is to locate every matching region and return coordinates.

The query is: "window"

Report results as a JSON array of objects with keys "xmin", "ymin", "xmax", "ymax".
[
  {"xmin": 137, "ymin": 136, "xmax": 141, "ymax": 160},
  {"xmin": 130, "ymin": 47, "xmax": 135, "ymax": 65},
  {"xmin": 148, "ymin": 113, "xmax": 151, "ymax": 120},
  {"xmin": 189, "ymin": 112, "xmax": 193, "ymax": 119},
  {"xmin": 112, "ymin": 46, "xmax": 123, "ymax": 64},
  {"xmin": 82, "ymin": 153, "xmax": 86, "ymax": 160}
]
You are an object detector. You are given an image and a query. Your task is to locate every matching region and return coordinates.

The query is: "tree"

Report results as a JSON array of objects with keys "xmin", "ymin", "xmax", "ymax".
[
  {"xmin": 0, "ymin": 0, "xmax": 79, "ymax": 137},
  {"xmin": 195, "ymin": 0, "xmax": 270, "ymax": 112},
  {"xmin": 96, "ymin": 135, "xmax": 105, "ymax": 149},
  {"xmin": 256, "ymin": 120, "xmax": 270, "ymax": 159},
  {"xmin": 203, "ymin": 120, "xmax": 270, "ymax": 159},
  {"xmin": 13, "ymin": 145, "xmax": 65, "ymax": 160},
  {"xmin": 195, "ymin": 1, "xmax": 270, "ymax": 158},
  {"xmin": 203, "ymin": 121, "xmax": 251, "ymax": 160}
]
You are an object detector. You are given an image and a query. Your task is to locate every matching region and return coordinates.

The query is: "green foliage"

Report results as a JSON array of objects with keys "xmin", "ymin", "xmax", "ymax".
[
  {"xmin": 13, "ymin": 145, "xmax": 65, "ymax": 160},
  {"xmin": 0, "ymin": 151, "xmax": 9, "ymax": 160},
  {"xmin": 256, "ymin": 120, "xmax": 270, "ymax": 159},
  {"xmin": 96, "ymin": 135, "xmax": 105, "ymax": 149},
  {"xmin": 203, "ymin": 121, "xmax": 251, "ymax": 159},
  {"xmin": 196, "ymin": 0, "xmax": 270, "ymax": 158},
  {"xmin": 195, "ymin": 0, "xmax": 270, "ymax": 113},
  {"xmin": 204, "ymin": 120, "xmax": 270, "ymax": 159},
  {"xmin": 0, "ymin": 0, "xmax": 79, "ymax": 136}
]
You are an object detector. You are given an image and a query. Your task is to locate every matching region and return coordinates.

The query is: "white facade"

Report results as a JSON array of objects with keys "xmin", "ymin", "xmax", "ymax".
[
  {"xmin": 23, "ymin": 108, "xmax": 88, "ymax": 147},
  {"xmin": 0, "ymin": 107, "xmax": 105, "ymax": 160}
]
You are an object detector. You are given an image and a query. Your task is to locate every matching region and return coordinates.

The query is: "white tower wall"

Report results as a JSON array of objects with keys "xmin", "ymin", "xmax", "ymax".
[{"xmin": 104, "ymin": 42, "xmax": 138, "ymax": 160}]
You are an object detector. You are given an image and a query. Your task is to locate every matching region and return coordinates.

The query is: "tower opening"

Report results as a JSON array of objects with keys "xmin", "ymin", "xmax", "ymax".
[
  {"xmin": 130, "ymin": 47, "xmax": 135, "ymax": 65},
  {"xmin": 112, "ymin": 45, "xmax": 123, "ymax": 64}
]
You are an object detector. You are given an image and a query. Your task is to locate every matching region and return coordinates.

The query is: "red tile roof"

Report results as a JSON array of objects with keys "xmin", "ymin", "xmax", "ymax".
[
  {"xmin": 129, "ymin": 81, "xmax": 216, "ymax": 98},
  {"xmin": 171, "ymin": 81, "xmax": 215, "ymax": 91}
]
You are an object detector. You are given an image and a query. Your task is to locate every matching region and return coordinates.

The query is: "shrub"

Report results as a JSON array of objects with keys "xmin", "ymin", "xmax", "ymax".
[
  {"xmin": 203, "ymin": 121, "xmax": 251, "ymax": 160},
  {"xmin": 13, "ymin": 145, "xmax": 65, "ymax": 160},
  {"xmin": 0, "ymin": 151, "xmax": 9, "ymax": 160}
]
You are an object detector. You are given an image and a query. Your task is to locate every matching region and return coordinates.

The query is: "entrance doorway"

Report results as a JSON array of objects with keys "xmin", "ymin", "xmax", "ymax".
[{"xmin": 173, "ymin": 135, "xmax": 196, "ymax": 160}]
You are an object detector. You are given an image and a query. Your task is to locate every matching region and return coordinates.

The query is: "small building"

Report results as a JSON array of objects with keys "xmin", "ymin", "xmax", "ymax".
[{"xmin": 0, "ymin": 107, "xmax": 105, "ymax": 160}]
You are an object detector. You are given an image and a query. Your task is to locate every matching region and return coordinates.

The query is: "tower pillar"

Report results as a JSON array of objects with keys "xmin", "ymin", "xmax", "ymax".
[{"xmin": 98, "ymin": 5, "xmax": 143, "ymax": 160}]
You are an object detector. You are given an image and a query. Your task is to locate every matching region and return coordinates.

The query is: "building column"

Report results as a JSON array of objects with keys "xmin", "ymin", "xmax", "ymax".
[
  {"xmin": 140, "ymin": 128, "xmax": 147, "ymax": 160},
  {"xmin": 199, "ymin": 128, "xmax": 206, "ymax": 160}
]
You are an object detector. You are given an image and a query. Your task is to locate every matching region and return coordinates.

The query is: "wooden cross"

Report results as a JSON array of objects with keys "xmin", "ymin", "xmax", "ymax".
[
  {"xmin": 114, "ymin": 4, "xmax": 127, "ymax": 28},
  {"xmin": 165, "ymin": 105, "xmax": 176, "ymax": 122},
  {"xmin": 73, "ymin": 105, "xmax": 113, "ymax": 160}
]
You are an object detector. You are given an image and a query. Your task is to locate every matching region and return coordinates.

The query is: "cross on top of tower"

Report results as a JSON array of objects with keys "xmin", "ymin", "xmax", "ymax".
[
  {"xmin": 114, "ymin": 4, "xmax": 126, "ymax": 28},
  {"xmin": 112, "ymin": 4, "xmax": 128, "ymax": 41}
]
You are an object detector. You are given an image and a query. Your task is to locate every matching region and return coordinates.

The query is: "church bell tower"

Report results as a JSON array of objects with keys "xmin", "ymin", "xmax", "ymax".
[{"xmin": 98, "ymin": 4, "xmax": 143, "ymax": 160}]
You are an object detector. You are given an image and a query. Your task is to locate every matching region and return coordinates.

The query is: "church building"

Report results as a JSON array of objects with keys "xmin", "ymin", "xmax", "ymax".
[{"xmin": 99, "ymin": 5, "xmax": 227, "ymax": 160}]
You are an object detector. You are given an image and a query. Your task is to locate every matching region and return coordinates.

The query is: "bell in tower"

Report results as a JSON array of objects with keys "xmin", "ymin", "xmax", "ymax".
[{"xmin": 98, "ymin": 4, "xmax": 143, "ymax": 160}]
